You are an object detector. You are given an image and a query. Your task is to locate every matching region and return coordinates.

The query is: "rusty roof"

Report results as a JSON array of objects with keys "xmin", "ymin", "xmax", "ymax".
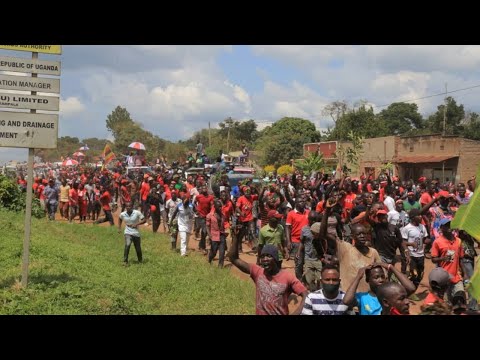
[{"xmin": 395, "ymin": 155, "xmax": 458, "ymax": 163}]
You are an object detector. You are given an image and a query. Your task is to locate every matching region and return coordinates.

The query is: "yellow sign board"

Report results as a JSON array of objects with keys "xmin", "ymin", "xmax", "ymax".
[{"xmin": 0, "ymin": 45, "xmax": 62, "ymax": 55}]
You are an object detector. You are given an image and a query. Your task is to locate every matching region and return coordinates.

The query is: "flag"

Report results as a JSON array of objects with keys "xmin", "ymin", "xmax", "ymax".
[
  {"xmin": 102, "ymin": 144, "xmax": 116, "ymax": 165},
  {"xmin": 451, "ymin": 165, "xmax": 480, "ymax": 300}
]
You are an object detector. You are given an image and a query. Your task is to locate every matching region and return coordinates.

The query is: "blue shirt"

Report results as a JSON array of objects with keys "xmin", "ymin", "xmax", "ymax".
[{"xmin": 355, "ymin": 292, "xmax": 382, "ymax": 315}]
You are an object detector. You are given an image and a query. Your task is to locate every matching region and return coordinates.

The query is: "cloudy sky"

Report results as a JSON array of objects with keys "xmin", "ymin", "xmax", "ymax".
[{"xmin": 2, "ymin": 45, "xmax": 480, "ymax": 163}]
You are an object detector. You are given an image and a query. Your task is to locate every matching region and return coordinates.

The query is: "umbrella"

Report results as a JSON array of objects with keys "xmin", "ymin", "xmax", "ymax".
[
  {"xmin": 62, "ymin": 159, "xmax": 79, "ymax": 166},
  {"xmin": 79, "ymin": 146, "xmax": 89, "ymax": 151},
  {"xmin": 128, "ymin": 142, "xmax": 146, "ymax": 151},
  {"xmin": 72, "ymin": 152, "xmax": 85, "ymax": 157}
]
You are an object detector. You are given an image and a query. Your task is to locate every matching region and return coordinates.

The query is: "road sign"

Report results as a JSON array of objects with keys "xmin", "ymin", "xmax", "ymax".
[
  {"xmin": 0, "ymin": 74, "xmax": 60, "ymax": 94},
  {"xmin": 0, "ymin": 45, "xmax": 62, "ymax": 55},
  {"xmin": 0, "ymin": 111, "xmax": 58, "ymax": 149},
  {"xmin": 0, "ymin": 92, "xmax": 59, "ymax": 111},
  {"xmin": 0, "ymin": 56, "xmax": 61, "ymax": 76}
]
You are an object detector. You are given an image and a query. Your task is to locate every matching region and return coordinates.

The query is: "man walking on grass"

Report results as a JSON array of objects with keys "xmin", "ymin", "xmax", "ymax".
[{"xmin": 118, "ymin": 201, "xmax": 146, "ymax": 266}]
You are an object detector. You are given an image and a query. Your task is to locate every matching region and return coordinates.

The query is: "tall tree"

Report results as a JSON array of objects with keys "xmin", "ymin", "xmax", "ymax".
[
  {"xmin": 377, "ymin": 102, "xmax": 424, "ymax": 135},
  {"xmin": 257, "ymin": 117, "xmax": 321, "ymax": 167},
  {"xmin": 327, "ymin": 105, "xmax": 387, "ymax": 140},
  {"xmin": 106, "ymin": 106, "xmax": 134, "ymax": 139},
  {"xmin": 462, "ymin": 112, "xmax": 480, "ymax": 140},
  {"xmin": 426, "ymin": 97, "xmax": 465, "ymax": 135},
  {"xmin": 322, "ymin": 100, "xmax": 349, "ymax": 124}
]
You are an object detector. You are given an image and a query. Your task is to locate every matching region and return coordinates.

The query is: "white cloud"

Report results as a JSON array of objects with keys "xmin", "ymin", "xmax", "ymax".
[
  {"xmin": 60, "ymin": 97, "xmax": 85, "ymax": 117},
  {"xmin": 224, "ymin": 80, "xmax": 252, "ymax": 114}
]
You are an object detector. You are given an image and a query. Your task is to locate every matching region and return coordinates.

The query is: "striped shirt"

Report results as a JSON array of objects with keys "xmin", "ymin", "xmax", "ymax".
[{"xmin": 301, "ymin": 289, "xmax": 355, "ymax": 315}]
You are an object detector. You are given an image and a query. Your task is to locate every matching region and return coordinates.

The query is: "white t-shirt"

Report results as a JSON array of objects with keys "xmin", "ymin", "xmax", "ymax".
[
  {"xmin": 120, "ymin": 210, "xmax": 145, "ymax": 237},
  {"xmin": 383, "ymin": 196, "xmax": 395, "ymax": 212},
  {"xmin": 401, "ymin": 223, "xmax": 427, "ymax": 258},
  {"xmin": 166, "ymin": 198, "xmax": 182, "ymax": 221}
]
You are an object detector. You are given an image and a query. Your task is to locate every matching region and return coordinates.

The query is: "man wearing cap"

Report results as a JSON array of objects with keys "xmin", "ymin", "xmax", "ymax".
[
  {"xmin": 424, "ymin": 267, "xmax": 451, "ymax": 306},
  {"xmin": 257, "ymin": 210, "xmax": 286, "ymax": 268},
  {"xmin": 228, "ymin": 236, "xmax": 307, "ymax": 315},
  {"xmin": 431, "ymin": 218, "xmax": 468, "ymax": 312}
]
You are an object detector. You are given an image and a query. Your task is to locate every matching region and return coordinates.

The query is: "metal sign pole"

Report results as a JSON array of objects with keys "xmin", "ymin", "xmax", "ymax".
[{"xmin": 21, "ymin": 51, "xmax": 38, "ymax": 288}]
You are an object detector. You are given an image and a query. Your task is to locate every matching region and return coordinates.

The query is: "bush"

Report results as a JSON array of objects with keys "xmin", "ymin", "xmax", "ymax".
[
  {"xmin": 276, "ymin": 165, "xmax": 293, "ymax": 176},
  {"xmin": 0, "ymin": 175, "xmax": 44, "ymax": 218},
  {"xmin": 263, "ymin": 165, "xmax": 275, "ymax": 174}
]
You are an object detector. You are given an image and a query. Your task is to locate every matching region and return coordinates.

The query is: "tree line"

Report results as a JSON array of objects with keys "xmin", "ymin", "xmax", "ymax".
[{"xmin": 37, "ymin": 97, "xmax": 480, "ymax": 168}]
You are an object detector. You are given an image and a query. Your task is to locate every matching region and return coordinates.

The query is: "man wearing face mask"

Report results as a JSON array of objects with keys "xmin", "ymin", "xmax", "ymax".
[
  {"xmin": 228, "ymin": 236, "xmax": 307, "ymax": 315},
  {"xmin": 301, "ymin": 265, "xmax": 355, "ymax": 315},
  {"xmin": 431, "ymin": 218, "xmax": 468, "ymax": 313},
  {"xmin": 118, "ymin": 201, "xmax": 146, "ymax": 266}
]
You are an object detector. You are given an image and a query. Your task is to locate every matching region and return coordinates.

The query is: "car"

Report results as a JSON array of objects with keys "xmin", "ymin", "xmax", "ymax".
[
  {"xmin": 126, "ymin": 166, "xmax": 153, "ymax": 176},
  {"xmin": 184, "ymin": 167, "xmax": 207, "ymax": 178},
  {"xmin": 232, "ymin": 166, "xmax": 255, "ymax": 174}
]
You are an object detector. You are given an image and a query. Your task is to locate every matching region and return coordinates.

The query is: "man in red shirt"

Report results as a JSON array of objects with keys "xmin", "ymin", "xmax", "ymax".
[
  {"xmin": 95, "ymin": 186, "xmax": 114, "ymax": 226},
  {"xmin": 194, "ymin": 185, "xmax": 214, "ymax": 254},
  {"xmin": 235, "ymin": 186, "xmax": 258, "ymax": 253},
  {"xmin": 423, "ymin": 267, "xmax": 451, "ymax": 306},
  {"xmin": 286, "ymin": 199, "xmax": 310, "ymax": 281},
  {"xmin": 431, "ymin": 218, "xmax": 467, "ymax": 313},
  {"xmin": 228, "ymin": 234, "xmax": 307, "ymax": 315}
]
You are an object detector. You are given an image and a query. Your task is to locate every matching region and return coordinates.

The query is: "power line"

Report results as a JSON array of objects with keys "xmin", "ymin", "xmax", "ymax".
[{"xmin": 374, "ymin": 83, "xmax": 480, "ymax": 109}]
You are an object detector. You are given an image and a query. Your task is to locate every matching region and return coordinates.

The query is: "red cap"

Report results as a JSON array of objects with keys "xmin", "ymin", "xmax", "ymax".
[
  {"xmin": 407, "ymin": 191, "xmax": 414, "ymax": 196},
  {"xmin": 418, "ymin": 176, "xmax": 427, "ymax": 182},
  {"xmin": 267, "ymin": 210, "xmax": 283, "ymax": 219},
  {"xmin": 376, "ymin": 209, "xmax": 388, "ymax": 215},
  {"xmin": 438, "ymin": 190, "xmax": 450, "ymax": 198}
]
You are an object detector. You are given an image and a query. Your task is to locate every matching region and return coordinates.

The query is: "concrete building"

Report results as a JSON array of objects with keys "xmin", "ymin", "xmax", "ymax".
[{"xmin": 304, "ymin": 134, "xmax": 480, "ymax": 183}]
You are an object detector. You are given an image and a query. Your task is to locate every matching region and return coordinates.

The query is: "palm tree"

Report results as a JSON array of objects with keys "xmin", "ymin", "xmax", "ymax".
[{"xmin": 294, "ymin": 152, "xmax": 326, "ymax": 174}]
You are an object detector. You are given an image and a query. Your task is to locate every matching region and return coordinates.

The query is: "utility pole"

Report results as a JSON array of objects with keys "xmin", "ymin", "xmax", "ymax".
[
  {"xmin": 443, "ymin": 83, "xmax": 448, "ymax": 136},
  {"xmin": 208, "ymin": 122, "xmax": 211, "ymax": 147},
  {"xmin": 227, "ymin": 125, "xmax": 230, "ymax": 153}
]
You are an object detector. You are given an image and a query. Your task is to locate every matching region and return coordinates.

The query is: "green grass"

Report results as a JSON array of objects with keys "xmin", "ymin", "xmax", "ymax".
[{"xmin": 0, "ymin": 209, "xmax": 255, "ymax": 314}]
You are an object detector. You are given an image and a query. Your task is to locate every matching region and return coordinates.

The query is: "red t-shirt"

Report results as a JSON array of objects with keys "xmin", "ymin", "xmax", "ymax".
[
  {"xmin": 100, "ymin": 191, "xmax": 112, "ymax": 211},
  {"xmin": 431, "ymin": 235, "xmax": 464, "ymax": 284},
  {"xmin": 195, "ymin": 194, "xmax": 214, "ymax": 218},
  {"xmin": 286, "ymin": 209, "xmax": 310, "ymax": 243},
  {"xmin": 420, "ymin": 192, "xmax": 432, "ymax": 207},
  {"xmin": 250, "ymin": 264, "xmax": 306, "ymax": 315},
  {"xmin": 236, "ymin": 195, "xmax": 258, "ymax": 222},
  {"xmin": 222, "ymin": 200, "xmax": 234, "ymax": 229}
]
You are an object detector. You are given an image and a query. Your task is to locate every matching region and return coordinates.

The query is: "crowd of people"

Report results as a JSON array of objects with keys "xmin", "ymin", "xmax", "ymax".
[{"xmin": 17, "ymin": 153, "xmax": 480, "ymax": 315}]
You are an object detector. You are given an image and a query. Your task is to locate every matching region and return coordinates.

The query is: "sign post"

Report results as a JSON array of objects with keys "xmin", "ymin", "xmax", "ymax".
[
  {"xmin": 21, "ymin": 51, "xmax": 38, "ymax": 288},
  {"xmin": 0, "ymin": 45, "xmax": 61, "ymax": 288}
]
